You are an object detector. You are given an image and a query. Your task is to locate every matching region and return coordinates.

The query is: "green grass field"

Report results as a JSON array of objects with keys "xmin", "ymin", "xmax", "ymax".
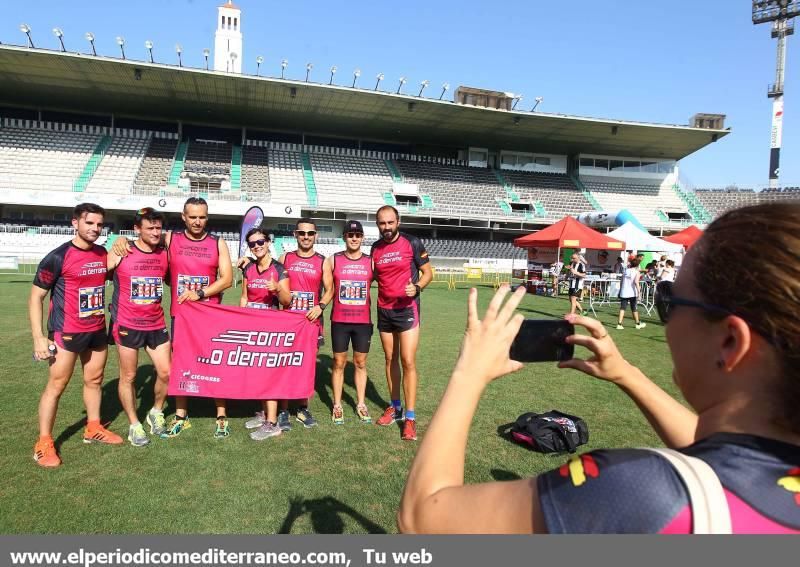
[{"xmin": 0, "ymin": 275, "xmax": 681, "ymax": 534}]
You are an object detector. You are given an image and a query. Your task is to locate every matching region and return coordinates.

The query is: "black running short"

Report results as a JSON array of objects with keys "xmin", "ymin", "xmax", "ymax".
[
  {"xmin": 109, "ymin": 323, "xmax": 170, "ymax": 350},
  {"xmin": 377, "ymin": 305, "xmax": 420, "ymax": 333},
  {"xmin": 620, "ymin": 297, "xmax": 638, "ymax": 312},
  {"xmin": 568, "ymin": 287, "xmax": 584, "ymax": 298},
  {"xmin": 331, "ymin": 322, "xmax": 373, "ymax": 353},
  {"xmin": 50, "ymin": 329, "xmax": 108, "ymax": 353}
]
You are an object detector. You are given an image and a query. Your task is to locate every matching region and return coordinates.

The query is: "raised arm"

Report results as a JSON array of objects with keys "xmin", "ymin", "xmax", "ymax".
[{"xmin": 398, "ymin": 286, "xmax": 548, "ymax": 534}]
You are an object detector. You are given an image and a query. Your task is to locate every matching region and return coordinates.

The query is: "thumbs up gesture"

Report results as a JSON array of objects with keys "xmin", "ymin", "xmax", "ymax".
[
  {"xmin": 405, "ymin": 278, "xmax": 418, "ymax": 297},
  {"xmin": 266, "ymin": 277, "xmax": 278, "ymax": 292}
]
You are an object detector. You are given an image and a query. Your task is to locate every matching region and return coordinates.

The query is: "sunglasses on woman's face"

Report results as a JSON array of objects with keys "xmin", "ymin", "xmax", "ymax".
[
  {"xmin": 654, "ymin": 281, "xmax": 731, "ymax": 324},
  {"xmin": 247, "ymin": 239, "xmax": 267, "ymax": 248},
  {"xmin": 295, "ymin": 230, "xmax": 317, "ymax": 237},
  {"xmin": 345, "ymin": 232, "xmax": 363, "ymax": 239}
]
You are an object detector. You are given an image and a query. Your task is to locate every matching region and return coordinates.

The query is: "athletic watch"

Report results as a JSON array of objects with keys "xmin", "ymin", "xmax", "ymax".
[
  {"xmin": 196, "ymin": 288, "xmax": 206, "ymax": 299},
  {"xmin": 318, "ymin": 302, "xmax": 327, "ymax": 311},
  {"xmin": 414, "ymin": 284, "xmax": 422, "ymax": 296}
]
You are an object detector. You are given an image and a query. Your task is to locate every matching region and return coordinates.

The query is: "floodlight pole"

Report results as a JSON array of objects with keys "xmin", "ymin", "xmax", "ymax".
[
  {"xmin": 20, "ymin": 24, "xmax": 34, "ymax": 48},
  {"xmin": 753, "ymin": 0, "xmax": 797, "ymax": 188},
  {"xmin": 85, "ymin": 33, "xmax": 96, "ymax": 56},
  {"xmin": 52, "ymin": 28, "xmax": 66, "ymax": 52}
]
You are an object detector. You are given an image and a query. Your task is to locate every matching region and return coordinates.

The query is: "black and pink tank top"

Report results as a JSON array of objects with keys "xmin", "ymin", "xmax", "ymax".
[
  {"xmin": 331, "ymin": 251, "xmax": 373, "ymax": 325},
  {"xmin": 242, "ymin": 260, "xmax": 288, "ymax": 309},
  {"xmin": 110, "ymin": 244, "xmax": 169, "ymax": 330},
  {"xmin": 282, "ymin": 250, "xmax": 325, "ymax": 312},
  {"xmin": 168, "ymin": 231, "xmax": 221, "ymax": 317}
]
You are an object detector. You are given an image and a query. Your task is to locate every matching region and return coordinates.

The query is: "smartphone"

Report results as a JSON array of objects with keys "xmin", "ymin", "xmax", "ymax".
[{"xmin": 510, "ymin": 319, "xmax": 574, "ymax": 362}]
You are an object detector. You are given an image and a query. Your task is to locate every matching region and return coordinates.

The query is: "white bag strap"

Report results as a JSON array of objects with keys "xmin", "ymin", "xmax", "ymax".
[{"xmin": 646, "ymin": 448, "xmax": 732, "ymax": 534}]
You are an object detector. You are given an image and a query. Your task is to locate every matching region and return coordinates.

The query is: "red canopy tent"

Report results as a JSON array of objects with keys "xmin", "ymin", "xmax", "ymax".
[
  {"xmin": 514, "ymin": 216, "xmax": 626, "ymax": 250},
  {"xmin": 662, "ymin": 225, "xmax": 703, "ymax": 249}
]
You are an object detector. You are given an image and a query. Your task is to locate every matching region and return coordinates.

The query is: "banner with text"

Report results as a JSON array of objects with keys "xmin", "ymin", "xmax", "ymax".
[{"xmin": 170, "ymin": 302, "xmax": 318, "ymax": 399}]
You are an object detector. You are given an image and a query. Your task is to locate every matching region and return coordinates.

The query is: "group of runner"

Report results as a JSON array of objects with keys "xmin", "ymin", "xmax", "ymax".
[{"xmin": 29, "ymin": 200, "xmax": 431, "ymax": 468}]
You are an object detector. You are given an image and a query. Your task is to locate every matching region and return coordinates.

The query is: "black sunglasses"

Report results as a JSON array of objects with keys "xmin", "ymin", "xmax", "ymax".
[
  {"xmin": 654, "ymin": 281, "xmax": 731, "ymax": 324},
  {"xmin": 247, "ymin": 238, "xmax": 267, "ymax": 248},
  {"xmin": 345, "ymin": 232, "xmax": 363, "ymax": 238},
  {"xmin": 295, "ymin": 230, "xmax": 317, "ymax": 237}
]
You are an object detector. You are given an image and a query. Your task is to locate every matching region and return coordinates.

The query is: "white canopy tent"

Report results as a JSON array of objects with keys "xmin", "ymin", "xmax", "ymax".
[{"xmin": 607, "ymin": 222, "xmax": 684, "ymax": 253}]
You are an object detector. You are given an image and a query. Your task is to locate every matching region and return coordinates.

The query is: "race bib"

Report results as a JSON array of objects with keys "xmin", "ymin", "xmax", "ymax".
[
  {"xmin": 177, "ymin": 274, "xmax": 210, "ymax": 297},
  {"xmin": 246, "ymin": 301, "xmax": 270, "ymax": 310},
  {"xmin": 79, "ymin": 286, "xmax": 105, "ymax": 318},
  {"xmin": 338, "ymin": 280, "xmax": 367, "ymax": 305},
  {"xmin": 290, "ymin": 290, "xmax": 315, "ymax": 311},
  {"xmin": 131, "ymin": 276, "xmax": 163, "ymax": 305}
]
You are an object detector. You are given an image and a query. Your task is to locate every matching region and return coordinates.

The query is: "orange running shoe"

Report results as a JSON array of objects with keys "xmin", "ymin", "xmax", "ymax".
[
  {"xmin": 401, "ymin": 419, "xmax": 417, "ymax": 441},
  {"xmin": 376, "ymin": 406, "xmax": 402, "ymax": 426},
  {"xmin": 33, "ymin": 438, "xmax": 62, "ymax": 468},
  {"xmin": 83, "ymin": 424, "xmax": 124, "ymax": 445}
]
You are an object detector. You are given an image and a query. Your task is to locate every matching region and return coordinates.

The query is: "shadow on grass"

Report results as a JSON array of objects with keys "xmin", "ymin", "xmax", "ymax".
[
  {"xmin": 278, "ymin": 496, "xmax": 387, "ymax": 534},
  {"xmin": 315, "ymin": 353, "xmax": 390, "ymax": 414},
  {"xmin": 518, "ymin": 306, "xmax": 568, "ymax": 319},
  {"xmin": 491, "ymin": 469, "xmax": 522, "ymax": 481},
  {"xmin": 496, "ymin": 421, "xmax": 519, "ymax": 447},
  {"xmin": 55, "ymin": 362, "xmax": 162, "ymax": 449}
]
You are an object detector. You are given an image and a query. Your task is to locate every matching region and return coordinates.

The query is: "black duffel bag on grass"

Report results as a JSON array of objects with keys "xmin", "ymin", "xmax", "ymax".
[{"xmin": 510, "ymin": 410, "xmax": 589, "ymax": 453}]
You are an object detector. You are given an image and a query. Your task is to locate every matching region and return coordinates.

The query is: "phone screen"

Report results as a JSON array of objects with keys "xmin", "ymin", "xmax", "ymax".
[{"xmin": 509, "ymin": 319, "xmax": 574, "ymax": 362}]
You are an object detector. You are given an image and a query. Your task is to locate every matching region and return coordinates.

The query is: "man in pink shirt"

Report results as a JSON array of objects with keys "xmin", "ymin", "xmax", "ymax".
[{"xmin": 371, "ymin": 206, "xmax": 433, "ymax": 441}]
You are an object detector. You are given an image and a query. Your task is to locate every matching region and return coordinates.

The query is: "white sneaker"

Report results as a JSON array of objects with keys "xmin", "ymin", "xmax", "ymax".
[
  {"xmin": 616, "ymin": 324, "xmax": 624, "ymax": 330},
  {"xmin": 636, "ymin": 322, "xmax": 647, "ymax": 329},
  {"xmin": 128, "ymin": 423, "xmax": 150, "ymax": 447},
  {"xmin": 250, "ymin": 421, "xmax": 282, "ymax": 441},
  {"xmin": 245, "ymin": 410, "xmax": 266, "ymax": 429}
]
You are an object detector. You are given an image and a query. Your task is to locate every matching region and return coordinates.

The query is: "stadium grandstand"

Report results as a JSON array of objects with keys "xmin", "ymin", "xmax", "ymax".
[{"xmin": 0, "ymin": 3, "xmax": 798, "ymax": 271}]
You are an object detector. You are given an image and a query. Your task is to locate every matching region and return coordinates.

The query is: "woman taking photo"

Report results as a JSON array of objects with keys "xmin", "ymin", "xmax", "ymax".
[
  {"xmin": 239, "ymin": 227, "xmax": 291, "ymax": 441},
  {"xmin": 399, "ymin": 204, "xmax": 800, "ymax": 533}
]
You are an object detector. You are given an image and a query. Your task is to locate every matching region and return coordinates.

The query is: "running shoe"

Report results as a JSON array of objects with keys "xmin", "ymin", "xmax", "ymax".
[
  {"xmin": 616, "ymin": 324, "xmax": 624, "ymax": 330},
  {"xmin": 296, "ymin": 408, "xmax": 318, "ymax": 428},
  {"xmin": 376, "ymin": 406, "xmax": 402, "ymax": 426},
  {"xmin": 128, "ymin": 423, "xmax": 150, "ymax": 447},
  {"xmin": 214, "ymin": 417, "xmax": 231, "ymax": 439},
  {"xmin": 250, "ymin": 421, "xmax": 282, "ymax": 441},
  {"xmin": 401, "ymin": 419, "xmax": 418, "ymax": 441},
  {"xmin": 33, "ymin": 438, "xmax": 61, "ymax": 468},
  {"xmin": 332, "ymin": 405, "xmax": 344, "ymax": 425},
  {"xmin": 636, "ymin": 322, "xmax": 647, "ymax": 330},
  {"xmin": 146, "ymin": 410, "xmax": 166, "ymax": 436},
  {"xmin": 83, "ymin": 424, "xmax": 124, "ymax": 445},
  {"xmin": 277, "ymin": 410, "xmax": 292, "ymax": 431},
  {"xmin": 245, "ymin": 410, "xmax": 266, "ymax": 430},
  {"xmin": 160, "ymin": 416, "xmax": 191, "ymax": 439},
  {"xmin": 356, "ymin": 404, "xmax": 372, "ymax": 424}
]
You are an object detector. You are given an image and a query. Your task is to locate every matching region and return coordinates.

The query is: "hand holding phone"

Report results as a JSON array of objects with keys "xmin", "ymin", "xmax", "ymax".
[{"xmin": 510, "ymin": 319, "xmax": 574, "ymax": 362}]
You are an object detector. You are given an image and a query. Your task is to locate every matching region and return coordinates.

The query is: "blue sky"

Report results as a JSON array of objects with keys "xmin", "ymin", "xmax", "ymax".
[{"xmin": 3, "ymin": 0, "xmax": 797, "ymax": 188}]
